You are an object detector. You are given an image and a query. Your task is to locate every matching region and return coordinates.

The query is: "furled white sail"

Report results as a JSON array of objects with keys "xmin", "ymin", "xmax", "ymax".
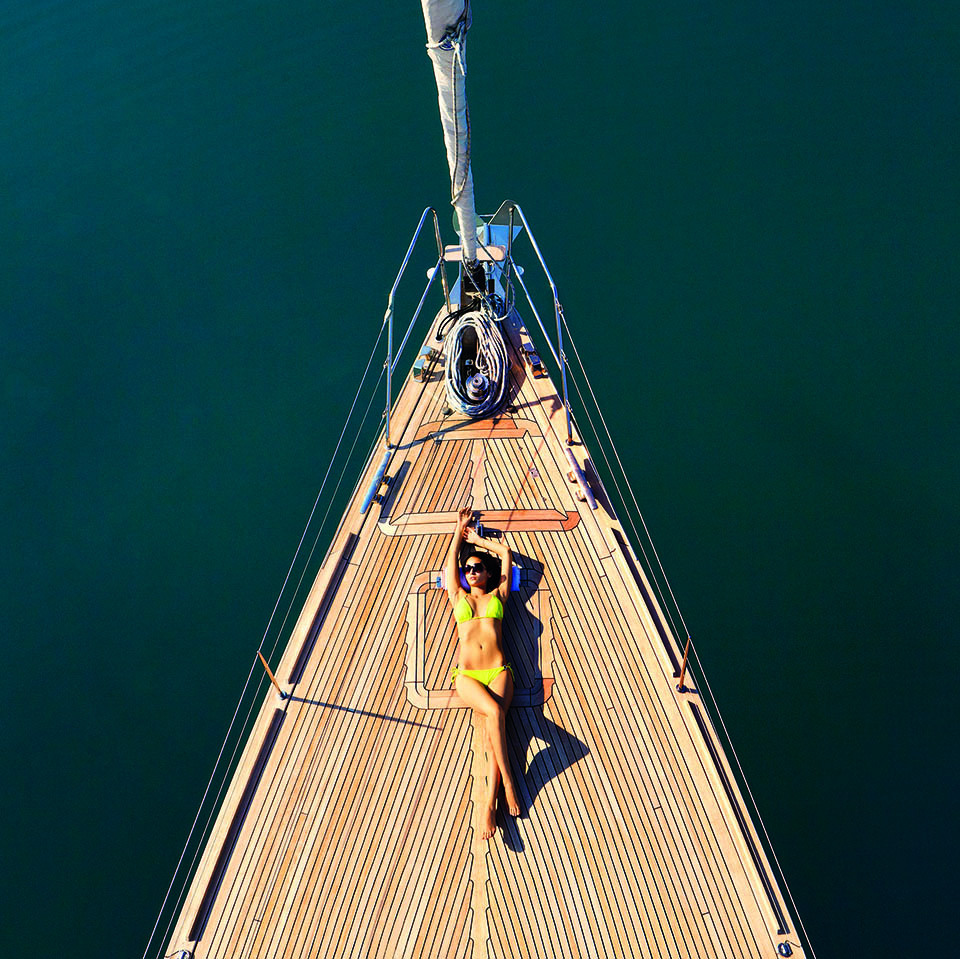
[{"xmin": 421, "ymin": 0, "xmax": 478, "ymax": 262}]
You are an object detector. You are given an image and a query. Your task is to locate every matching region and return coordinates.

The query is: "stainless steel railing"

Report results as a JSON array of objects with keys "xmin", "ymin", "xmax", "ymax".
[{"xmin": 382, "ymin": 207, "xmax": 449, "ymax": 447}]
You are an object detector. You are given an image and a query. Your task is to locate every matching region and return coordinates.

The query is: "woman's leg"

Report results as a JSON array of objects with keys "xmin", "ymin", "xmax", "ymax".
[
  {"xmin": 455, "ymin": 672, "xmax": 520, "ymax": 817},
  {"xmin": 486, "ymin": 669, "xmax": 520, "ymax": 816},
  {"xmin": 480, "ymin": 717, "xmax": 500, "ymax": 839}
]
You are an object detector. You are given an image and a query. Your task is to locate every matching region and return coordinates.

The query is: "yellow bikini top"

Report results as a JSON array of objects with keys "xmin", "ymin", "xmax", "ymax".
[{"xmin": 454, "ymin": 594, "xmax": 504, "ymax": 624}]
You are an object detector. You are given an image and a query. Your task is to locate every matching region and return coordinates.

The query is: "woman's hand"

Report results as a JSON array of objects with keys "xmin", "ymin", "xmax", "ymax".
[
  {"xmin": 463, "ymin": 526, "xmax": 481, "ymax": 545},
  {"xmin": 456, "ymin": 506, "xmax": 473, "ymax": 536}
]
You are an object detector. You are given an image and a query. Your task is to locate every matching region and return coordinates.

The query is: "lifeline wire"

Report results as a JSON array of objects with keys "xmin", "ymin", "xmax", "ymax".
[
  {"xmin": 558, "ymin": 312, "xmax": 689, "ymax": 638},
  {"xmin": 269, "ymin": 359, "xmax": 388, "ymax": 651},
  {"xmin": 549, "ymin": 313, "xmax": 687, "ymax": 649},
  {"xmin": 143, "ymin": 319, "xmax": 388, "ymax": 959},
  {"xmin": 160, "ymin": 361, "xmax": 389, "ymax": 959},
  {"xmin": 559, "ymin": 313, "xmax": 817, "ymax": 959},
  {"xmin": 560, "ymin": 357, "xmax": 695, "ymax": 698},
  {"xmin": 689, "ymin": 639, "xmax": 819, "ymax": 959}
]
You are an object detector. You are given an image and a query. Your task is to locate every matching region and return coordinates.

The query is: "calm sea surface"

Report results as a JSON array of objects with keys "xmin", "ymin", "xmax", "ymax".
[{"xmin": 2, "ymin": 1, "xmax": 957, "ymax": 955}]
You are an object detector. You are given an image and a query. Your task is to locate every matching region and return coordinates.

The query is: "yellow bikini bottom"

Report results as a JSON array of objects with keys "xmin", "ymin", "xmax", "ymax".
[{"xmin": 451, "ymin": 664, "xmax": 514, "ymax": 688}]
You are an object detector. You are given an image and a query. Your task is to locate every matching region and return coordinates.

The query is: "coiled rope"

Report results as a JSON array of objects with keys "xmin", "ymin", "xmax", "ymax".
[{"xmin": 443, "ymin": 303, "xmax": 509, "ymax": 417}]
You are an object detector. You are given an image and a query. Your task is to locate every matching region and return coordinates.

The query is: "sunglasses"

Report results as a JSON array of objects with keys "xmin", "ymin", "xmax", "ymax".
[{"xmin": 463, "ymin": 563, "xmax": 486, "ymax": 574}]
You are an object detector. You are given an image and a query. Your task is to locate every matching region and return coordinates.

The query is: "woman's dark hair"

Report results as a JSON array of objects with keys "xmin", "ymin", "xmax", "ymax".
[{"xmin": 461, "ymin": 549, "xmax": 501, "ymax": 592}]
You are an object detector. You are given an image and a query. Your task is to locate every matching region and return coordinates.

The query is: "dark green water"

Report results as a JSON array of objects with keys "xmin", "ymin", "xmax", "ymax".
[{"xmin": 3, "ymin": 2, "xmax": 957, "ymax": 955}]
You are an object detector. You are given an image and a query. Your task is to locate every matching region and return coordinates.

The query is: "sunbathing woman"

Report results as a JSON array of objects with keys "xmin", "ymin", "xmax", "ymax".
[{"xmin": 446, "ymin": 506, "xmax": 521, "ymax": 840}]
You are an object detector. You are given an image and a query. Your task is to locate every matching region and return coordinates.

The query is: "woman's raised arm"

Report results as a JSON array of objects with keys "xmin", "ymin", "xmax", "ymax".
[{"xmin": 445, "ymin": 507, "xmax": 472, "ymax": 605}]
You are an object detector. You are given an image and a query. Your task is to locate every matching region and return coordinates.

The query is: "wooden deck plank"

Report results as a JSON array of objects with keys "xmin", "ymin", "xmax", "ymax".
[
  {"xmin": 549, "ymin": 622, "xmax": 683, "ymax": 958},
  {"xmin": 288, "ymin": 567, "xmax": 431, "ymax": 955},
  {"xmin": 230, "ymin": 539, "xmax": 410, "ymax": 949},
  {"xmin": 549, "ymin": 531, "xmax": 753, "ymax": 957},
  {"xmin": 247, "ymin": 569, "xmax": 414, "ymax": 954},
  {"xmin": 508, "ymin": 705, "xmax": 624, "ymax": 959},
  {"xmin": 246, "ymin": 544, "xmax": 410, "ymax": 948},
  {"xmin": 553, "ymin": 532, "xmax": 714, "ymax": 909},
  {"xmin": 581, "ymin": 563, "xmax": 769, "ymax": 954},
  {"xmin": 552, "ymin": 520, "xmax": 742, "ymax": 902}
]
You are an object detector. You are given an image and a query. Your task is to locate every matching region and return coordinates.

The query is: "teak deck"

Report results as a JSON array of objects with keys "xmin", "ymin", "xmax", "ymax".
[{"xmin": 166, "ymin": 307, "xmax": 803, "ymax": 959}]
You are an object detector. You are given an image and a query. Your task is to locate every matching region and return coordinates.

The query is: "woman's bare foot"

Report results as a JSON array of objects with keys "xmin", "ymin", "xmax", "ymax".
[
  {"xmin": 503, "ymin": 777, "xmax": 521, "ymax": 817},
  {"xmin": 480, "ymin": 801, "xmax": 497, "ymax": 840}
]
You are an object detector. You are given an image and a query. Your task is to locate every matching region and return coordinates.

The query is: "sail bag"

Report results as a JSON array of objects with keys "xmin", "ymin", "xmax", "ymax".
[{"xmin": 421, "ymin": 0, "xmax": 478, "ymax": 261}]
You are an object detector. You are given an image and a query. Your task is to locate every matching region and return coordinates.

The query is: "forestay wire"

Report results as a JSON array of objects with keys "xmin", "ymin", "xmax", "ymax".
[
  {"xmin": 557, "ymin": 312, "xmax": 818, "ymax": 959},
  {"xmin": 556, "ymin": 312, "xmax": 690, "ymax": 645},
  {"xmin": 142, "ymin": 318, "xmax": 389, "ymax": 959}
]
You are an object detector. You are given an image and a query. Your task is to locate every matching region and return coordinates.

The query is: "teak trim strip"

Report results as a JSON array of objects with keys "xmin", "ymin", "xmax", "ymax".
[
  {"xmin": 413, "ymin": 417, "xmax": 536, "ymax": 442},
  {"xmin": 288, "ymin": 533, "xmax": 359, "ymax": 684},
  {"xmin": 611, "ymin": 528, "xmax": 681, "ymax": 676},
  {"xmin": 688, "ymin": 702, "xmax": 788, "ymax": 936},
  {"xmin": 380, "ymin": 508, "xmax": 579, "ymax": 536},
  {"xmin": 188, "ymin": 708, "xmax": 287, "ymax": 943}
]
